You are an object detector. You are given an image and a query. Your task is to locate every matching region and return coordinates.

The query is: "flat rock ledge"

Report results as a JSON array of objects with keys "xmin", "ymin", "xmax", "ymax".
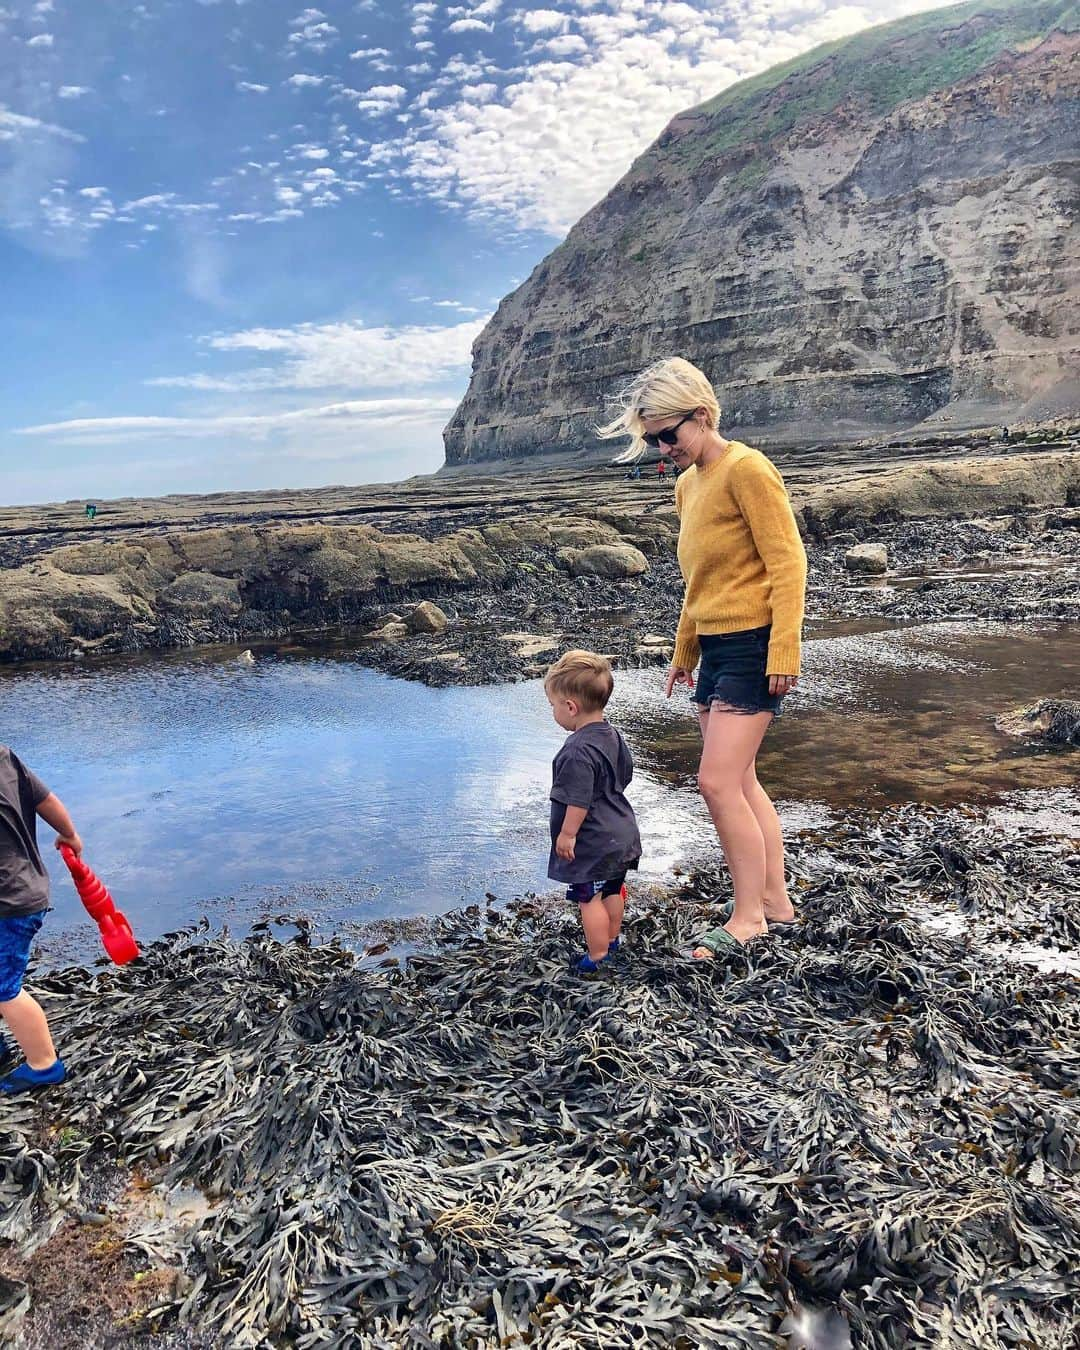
[{"xmin": 0, "ymin": 448, "xmax": 1076, "ymax": 666}]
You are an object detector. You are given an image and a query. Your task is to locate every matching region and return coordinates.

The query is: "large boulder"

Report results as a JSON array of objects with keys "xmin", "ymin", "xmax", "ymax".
[
  {"xmin": 844, "ymin": 543, "xmax": 889, "ymax": 574},
  {"xmin": 406, "ymin": 601, "xmax": 449, "ymax": 635},
  {"xmin": 555, "ymin": 543, "xmax": 649, "ymax": 579},
  {"xmin": 546, "ymin": 519, "xmax": 622, "ymax": 549},
  {"xmin": 158, "ymin": 572, "xmax": 243, "ymax": 618}
]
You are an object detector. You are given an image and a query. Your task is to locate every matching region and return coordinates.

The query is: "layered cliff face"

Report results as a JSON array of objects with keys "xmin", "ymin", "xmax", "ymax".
[{"xmin": 444, "ymin": 0, "xmax": 1080, "ymax": 465}]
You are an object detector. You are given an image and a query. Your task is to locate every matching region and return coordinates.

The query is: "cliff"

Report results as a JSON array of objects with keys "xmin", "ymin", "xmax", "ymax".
[{"xmin": 444, "ymin": 0, "xmax": 1080, "ymax": 465}]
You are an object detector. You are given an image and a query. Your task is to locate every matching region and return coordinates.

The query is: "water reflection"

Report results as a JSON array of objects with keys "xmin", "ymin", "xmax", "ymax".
[{"xmin": 0, "ymin": 647, "xmax": 701, "ymax": 952}]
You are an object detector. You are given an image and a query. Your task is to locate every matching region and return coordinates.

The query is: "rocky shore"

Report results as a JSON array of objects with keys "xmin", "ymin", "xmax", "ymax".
[
  {"xmin": 1, "ymin": 438, "xmax": 1078, "ymax": 685},
  {"xmin": 2, "ymin": 434, "xmax": 1078, "ymax": 1348},
  {"xmin": 2, "ymin": 799, "xmax": 1078, "ymax": 1348}
]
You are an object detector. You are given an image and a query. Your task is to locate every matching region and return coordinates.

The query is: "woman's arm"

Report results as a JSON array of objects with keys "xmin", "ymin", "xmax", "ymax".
[{"xmin": 730, "ymin": 456, "xmax": 807, "ymax": 678}]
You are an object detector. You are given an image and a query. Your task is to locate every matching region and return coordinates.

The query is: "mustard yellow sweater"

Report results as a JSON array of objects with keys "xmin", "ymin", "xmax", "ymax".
[{"xmin": 672, "ymin": 442, "xmax": 807, "ymax": 676}]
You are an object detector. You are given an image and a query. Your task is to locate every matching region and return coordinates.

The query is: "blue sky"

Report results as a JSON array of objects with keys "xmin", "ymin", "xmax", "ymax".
[{"xmin": 0, "ymin": 0, "xmax": 940, "ymax": 505}]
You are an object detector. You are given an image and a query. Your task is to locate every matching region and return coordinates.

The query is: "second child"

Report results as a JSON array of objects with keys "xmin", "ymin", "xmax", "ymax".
[
  {"xmin": 545, "ymin": 651, "xmax": 641, "ymax": 974},
  {"xmin": 1, "ymin": 744, "xmax": 82, "ymax": 1094}
]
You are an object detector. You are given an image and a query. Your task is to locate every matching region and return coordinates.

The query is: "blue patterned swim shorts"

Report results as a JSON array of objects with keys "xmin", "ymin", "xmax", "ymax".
[{"xmin": 0, "ymin": 913, "xmax": 45, "ymax": 1002}]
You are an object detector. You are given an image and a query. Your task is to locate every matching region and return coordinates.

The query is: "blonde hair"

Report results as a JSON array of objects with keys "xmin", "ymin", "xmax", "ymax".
[
  {"xmin": 544, "ymin": 649, "xmax": 614, "ymax": 712},
  {"xmin": 597, "ymin": 356, "xmax": 721, "ymax": 462}
]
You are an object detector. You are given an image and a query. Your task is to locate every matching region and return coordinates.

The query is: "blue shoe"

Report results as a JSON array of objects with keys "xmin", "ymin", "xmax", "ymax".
[
  {"xmin": 608, "ymin": 937, "xmax": 621, "ymax": 956},
  {"xmin": 0, "ymin": 1059, "xmax": 66, "ymax": 1094},
  {"xmin": 573, "ymin": 953, "xmax": 609, "ymax": 975}
]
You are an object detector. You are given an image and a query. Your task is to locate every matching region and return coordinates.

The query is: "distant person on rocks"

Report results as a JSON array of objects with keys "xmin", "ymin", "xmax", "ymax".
[
  {"xmin": 599, "ymin": 357, "xmax": 806, "ymax": 957},
  {"xmin": 1001, "ymin": 426, "xmax": 1010, "ymax": 443},
  {"xmin": 624, "ymin": 464, "xmax": 642, "ymax": 480},
  {"xmin": 85, "ymin": 503, "xmax": 97, "ymax": 520},
  {"xmin": 544, "ymin": 651, "xmax": 641, "ymax": 975},
  {"xmin": 0, "ymin": 745, "xmax": 82, "ymax": 1094},
  {"xmin": 657, "ymin": 458, "xmax": 668, "ymax": 480}
]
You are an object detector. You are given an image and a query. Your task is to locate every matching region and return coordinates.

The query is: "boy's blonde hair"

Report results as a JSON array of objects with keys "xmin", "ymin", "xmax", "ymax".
[
  {"xmin": 544, "ymin": 649, "xmax": 614, "ymax": 712},
  {"xmin": 596, "ymin": 356, "xmax": 721, "ymax": 462}
]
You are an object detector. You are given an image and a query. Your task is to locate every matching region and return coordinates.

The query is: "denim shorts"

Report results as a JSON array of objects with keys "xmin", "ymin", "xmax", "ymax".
[
  {"xmin": 692, "ymin": 625, "xmax": 783, "ymax": 717},
  {"xmin": 0, "ymin": 912, "xmax": 45, "ymax": 1002}
]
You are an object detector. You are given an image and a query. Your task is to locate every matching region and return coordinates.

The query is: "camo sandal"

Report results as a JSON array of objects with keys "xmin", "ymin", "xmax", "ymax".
[{"xmin": 692, "ymin": 927, "xmax": 741, "ymax": 958}]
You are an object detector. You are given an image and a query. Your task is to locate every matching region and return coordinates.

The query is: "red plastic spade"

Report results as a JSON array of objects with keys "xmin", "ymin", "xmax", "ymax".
[{"xmin": 58, "ymin": 845, "xmax": 140, "ymax": 964}]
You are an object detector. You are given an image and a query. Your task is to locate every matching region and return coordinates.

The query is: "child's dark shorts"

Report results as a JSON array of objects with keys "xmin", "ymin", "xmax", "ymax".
[
  {"xmin": 566, "ymin": 874, "xmax": 629, "ymax": 905},
  {"xmin": 0, "ymin": 913, "xmax": 45, "ymax": 1002},
  {"xmin": 692, "ymin": 626, "xmax": 783, "ymax": 717}
]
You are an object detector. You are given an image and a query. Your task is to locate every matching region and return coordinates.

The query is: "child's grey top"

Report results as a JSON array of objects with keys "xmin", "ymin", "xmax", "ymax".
[
  {"xmin": 548, "ymin": 721, "xmax": 641, "ymax": 884},
  {"xmin": 0, "ymin": 746, "xmax": 51, "ymax": 916}
]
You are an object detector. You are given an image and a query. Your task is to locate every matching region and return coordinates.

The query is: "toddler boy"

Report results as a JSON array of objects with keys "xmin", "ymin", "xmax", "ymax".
[{"xmin": 545, "ymin": 651, "xmax": 641, "ymax": 974}]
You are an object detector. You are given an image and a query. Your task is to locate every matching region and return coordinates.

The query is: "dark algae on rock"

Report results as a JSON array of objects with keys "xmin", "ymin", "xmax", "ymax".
[{"xmin": 3, "ymin": 804, "xmax": 1078, "ymax": 1347}]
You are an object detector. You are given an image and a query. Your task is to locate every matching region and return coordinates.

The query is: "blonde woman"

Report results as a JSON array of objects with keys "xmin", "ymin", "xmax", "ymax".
[{"xmin": 599, "ymin": 358, "xmax": 807, "ymax": 956}]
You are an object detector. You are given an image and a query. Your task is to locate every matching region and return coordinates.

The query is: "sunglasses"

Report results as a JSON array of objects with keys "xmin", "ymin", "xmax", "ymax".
[{"xmin": 642, "ymin": 411, "xmax": 695, "ymax": 449}]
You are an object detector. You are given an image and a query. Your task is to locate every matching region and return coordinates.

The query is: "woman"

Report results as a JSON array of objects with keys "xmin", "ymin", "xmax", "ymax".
[{"xmin": 599, "ymin": 358, "xmax": 806, "ymax": 956}]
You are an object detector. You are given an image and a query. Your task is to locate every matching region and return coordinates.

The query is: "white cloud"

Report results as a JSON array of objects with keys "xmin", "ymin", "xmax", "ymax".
[
  {"xmin": 349, "ymin": 46, "xmax": 391, "ymax": 59},
  {"xmin": 78, "ymin": 185, "xmax": 109, "ymax": 198},
  {"xmin": 0, "ymin": 107, "xmax": 83, "ymax": 143},
  {"xmin": 446, "ymin": 17, "xmax": 492, "ymax": 32},
  {"xmin": 26, "ymin": 31, "xmax": 54, "ymax": 46},
  {"xmin": 57, "ymin": 85, "xmax": 92, "ymax": 99},
  {"xmin": 123, "ymin": 193, "xmax": 176, "ymax": 210},
  {"xmin": 237, "ymin": 81, "xmax": 270, "ymax": 93},
  {"xmin": 145, "ymin": 315, "xmax": 488, "ymax": 392},
  {"xmin": 17, "ymin": 397, "xmax": 459, "ymax": 443},
  {"xmin": 519, "ymin": 9, "xmax": 566, "ymax": 32},
  {"xmin": 288, "ymin": 19, "xmax": 338, "ymax": 52},
  {"xmin": 286, "ymin": 72, "xmax": 326, "ymax": 87},
  {"xmin": 390, "ymin": 0, "xmax": 946, "ymax": 235},
  {"xmin": 540, "ymin": 33, "xmax": 587, "ymax": 56}
]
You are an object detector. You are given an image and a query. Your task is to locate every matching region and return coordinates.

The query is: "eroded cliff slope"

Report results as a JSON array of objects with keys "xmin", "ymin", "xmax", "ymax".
[{"xmin": 445, "ymin": 0, "xmax": 1080, "ymax": 464}]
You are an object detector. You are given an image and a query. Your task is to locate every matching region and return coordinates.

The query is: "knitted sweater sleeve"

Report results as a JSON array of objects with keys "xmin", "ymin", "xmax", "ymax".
[
  {"xmin": 671, "ymin": 478, "xmax": 701, "ymax": 672},
  {"xmin": 729, "ymin": 455, "xmax": 807, "ymax": 675}
]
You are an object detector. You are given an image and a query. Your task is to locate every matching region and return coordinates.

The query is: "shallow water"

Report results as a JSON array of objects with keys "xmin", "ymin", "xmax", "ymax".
[
  {"xmin": 1, "ymin": 618, "xmax": 1076, "ymax": 956},
  {"xmin": 0, "ymin": 647, "xmax": 699, "ymax": 955},
  {"xmin": 635, "ymin": 619, "xmax": 1080, "ymax": 807}
]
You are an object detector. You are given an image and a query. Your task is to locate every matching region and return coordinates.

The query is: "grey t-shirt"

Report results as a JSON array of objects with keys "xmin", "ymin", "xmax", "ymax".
[
  {"xmin": 0, "ymin": 746, "xmax": 51, "ymax": 917},
  {"xmin": 548, "ymin": 721, "xmax": 642, "ymax": 885}
]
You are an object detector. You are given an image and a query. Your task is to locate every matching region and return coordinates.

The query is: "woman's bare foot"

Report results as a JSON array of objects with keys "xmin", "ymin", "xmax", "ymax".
[
  {"xmin": 763, "ymin": 898, "xmax": 796, "ymax": 923},
  {"xmin": 713, "ymin": 897, "xmax": 797, "ymax": 926}
]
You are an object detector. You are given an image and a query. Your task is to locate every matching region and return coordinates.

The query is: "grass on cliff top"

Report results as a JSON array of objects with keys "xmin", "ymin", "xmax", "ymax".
[{"xmin": 638, "ymin": 0, "xmax": 1078, "ymax": 177}]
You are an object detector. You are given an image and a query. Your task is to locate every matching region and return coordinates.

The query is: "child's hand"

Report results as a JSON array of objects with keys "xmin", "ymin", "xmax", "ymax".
[
  {"xmin": 556, "ymin": 831, "xmax": 577, "ymax": 861},
  {"xmin": 54, "ymin": 832, "xmax": 83, "ymax": 857}
]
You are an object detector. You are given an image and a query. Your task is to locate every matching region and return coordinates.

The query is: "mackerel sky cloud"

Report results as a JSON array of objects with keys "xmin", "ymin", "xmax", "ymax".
[{"xmin": 1, "ymin": 0, "xmax": 944, "ymax": 502}]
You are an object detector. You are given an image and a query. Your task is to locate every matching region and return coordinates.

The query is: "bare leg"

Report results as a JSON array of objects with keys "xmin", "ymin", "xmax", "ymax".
[
  {"xmin": 601, "ymin": 889, "xmax": 625, "ymax": 944},
  {"xmin": 1, "ymin": 991, "xmax": 59, "ymax": 1070},
  {"xmin": 743, "ymin": 762, "xmax": 795, "ymax": 922},
  {"xmin": 578, "ymin": 898, "xmax": 612, "ymax": 963},
  {"xmin": 693, "ymin": 709, "xmax": 774, "ymax": 952}
]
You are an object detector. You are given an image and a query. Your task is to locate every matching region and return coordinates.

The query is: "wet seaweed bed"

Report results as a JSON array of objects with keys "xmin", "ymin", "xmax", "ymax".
[{"xmin": 2, "ymin": 802, "xmax": 1078, "ymax": 1348}]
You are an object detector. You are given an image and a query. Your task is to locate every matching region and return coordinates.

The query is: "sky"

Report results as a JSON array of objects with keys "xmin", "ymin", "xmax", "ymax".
[{"xmin": 0, "ymin": 0, "xmax": 944, "ymax": 505}]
